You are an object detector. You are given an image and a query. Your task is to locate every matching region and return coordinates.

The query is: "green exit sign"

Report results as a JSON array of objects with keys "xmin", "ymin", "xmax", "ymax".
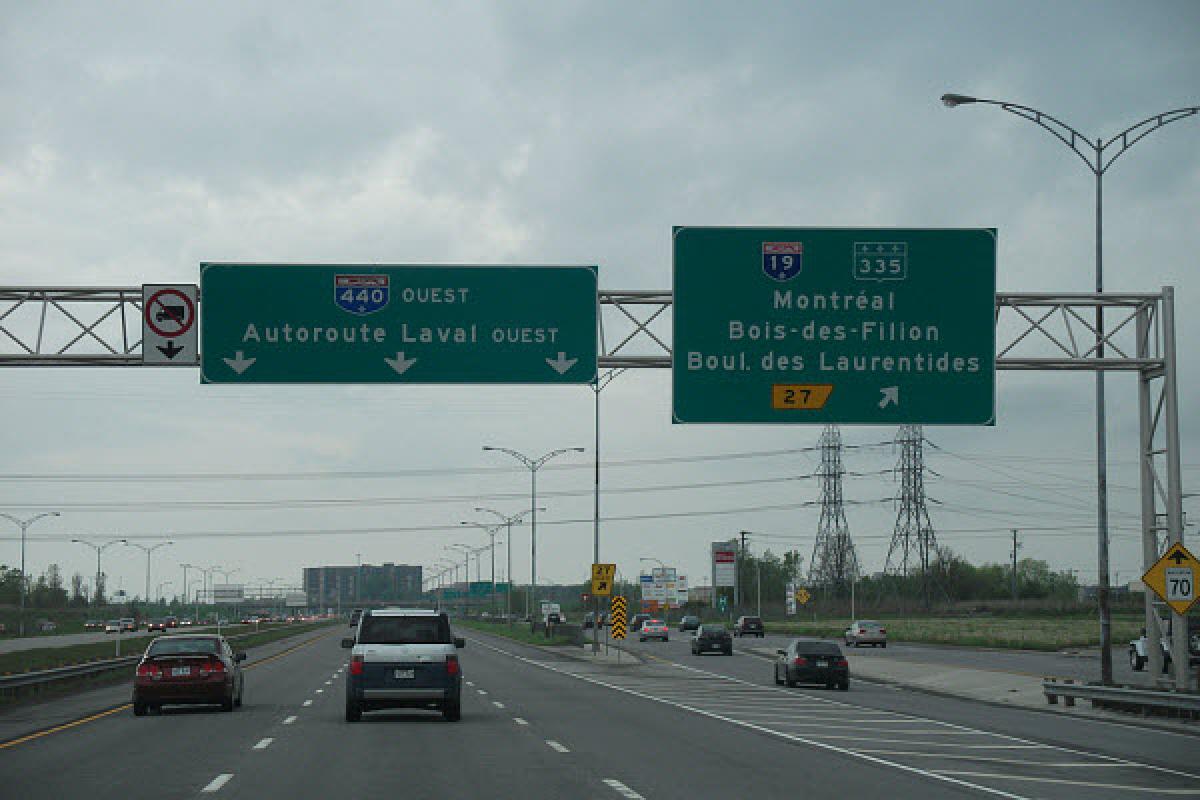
[
  {"xmin": 200, "ymin": 264, "xmax": 598, "ymax": 384},
  {"xmin": 672, "ymin": 228, "xmax": 995, "ymax": 425}
]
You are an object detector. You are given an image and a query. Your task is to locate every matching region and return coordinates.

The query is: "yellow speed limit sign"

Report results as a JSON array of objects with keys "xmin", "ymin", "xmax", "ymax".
[
  {"xmin": 1142, "ymin": 542, "xmax": 1198, "ymax": 615},
  {"xmin": 591, "ymin": 563, "xmax": 616, "ymax": 596}
]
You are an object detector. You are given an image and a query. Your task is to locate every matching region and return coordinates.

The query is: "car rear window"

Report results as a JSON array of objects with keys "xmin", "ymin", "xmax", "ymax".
[
  {"xmin": 794, "ymin": 641, "xmax": 842, "ymax": 656},
  {"xmin": 358, "ymin": 615, "xmax": 451, "ymax": 644},
  {"xmin": 147, "ymin": 638, "xmax": 220, "ymax": 656},
  {"xmin": 699, "ymin": 625, "xmax": 727, "ymax": 634},
  {"xmin": 743, "ymin": 617, "xmax": 763, "ymax": 624}
]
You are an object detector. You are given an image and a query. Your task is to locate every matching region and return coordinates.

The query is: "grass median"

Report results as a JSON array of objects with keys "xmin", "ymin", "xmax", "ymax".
[
  {"xmin": 764, "ymin": 614, "xmax": 1144, "ymax": 651},
  {"xmin": 455, "ymin": 619, "xmax": 575, "ymax": 647}
]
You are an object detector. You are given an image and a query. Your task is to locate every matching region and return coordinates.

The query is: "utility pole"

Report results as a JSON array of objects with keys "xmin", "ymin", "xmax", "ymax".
[
  {"xmin": 737, "ymin": 531, "xmax": 748, "ymax": 612},
  {"xmin": 1011, "ymin": 529, "xmax": 1021, "ymax": 603}
]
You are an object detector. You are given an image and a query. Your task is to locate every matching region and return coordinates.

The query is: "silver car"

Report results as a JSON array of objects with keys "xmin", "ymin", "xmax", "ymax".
[{"xmin": 844, "ymin": 619, "xmax": 887, "ymax": 648}]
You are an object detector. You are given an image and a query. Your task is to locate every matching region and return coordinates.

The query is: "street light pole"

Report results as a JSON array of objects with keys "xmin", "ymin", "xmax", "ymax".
[
  {"xmin": 483, "ymin": 446, "xmax": 585, "ymax": 622},
  {"xmin": 1, "ymin": 511, "xmax": 61, "ymax": 637},
  {"xmin": 473, "ymin": 506, "xmax": 540, "ymax": 621},
  {"xmin": 123, "ymin": 541, "xmax": 174, "ymax": 605},
  {"xmin": 461, "ymin": 521, "xmax": 505, "ymax": 616},
  {"xmin": 72, "ymin": 537, "xmax": 125, "ymax": 614},
  {"xmin": 941, "ymin": 94, "xmax": 1198, "ymax": 686}
]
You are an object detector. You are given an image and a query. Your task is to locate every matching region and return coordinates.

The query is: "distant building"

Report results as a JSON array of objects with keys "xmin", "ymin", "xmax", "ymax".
[{"xmin": 303, "ymin": 563, "xmax": 422, "ymax": 607}]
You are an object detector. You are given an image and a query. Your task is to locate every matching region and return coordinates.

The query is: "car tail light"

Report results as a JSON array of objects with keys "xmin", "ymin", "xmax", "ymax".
[
  {"xmin": 349, "ymin": 655, "xmax": 364, "ymax": 676},
  {"xmin": 858, "ymin": 629, "xmax": 866, "ymax": 634},
  {"xmin": 836, "ymin": 658, "xmax": 849, "ymax": 667},
  {"xmin": 199, "ymin": 657, "xmax": 226, "ymax": 676},
  {"xmin": 136, "ymin": 662, "xmax": 162, "ymax": 680},
  {"xmin": 879, "ymin": 629, "xmax": 886, "ymax": 634},
  {"xmin": 792, "ymin": 657, "xmax": 808, "ymax": 667},
  {"xmin": 445, "ymin": 655, "xmax": 460, "ymax": 677}
]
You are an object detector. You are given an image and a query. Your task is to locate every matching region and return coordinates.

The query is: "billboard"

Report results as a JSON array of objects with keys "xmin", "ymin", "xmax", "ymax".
[
  {"xmin": 676, "ymin": 575, "xmax": 689, "ymax": 607},
  {"xmin": 285, "ymin": 592, "xmax": 308, "ymax": 608},
  {"xmin": 712, "ymin": 541, "xmax": 737, "ymax": 588},
  {"xmin": 213, "ymin": 584, "xmax": 244, "ymax": 604}
]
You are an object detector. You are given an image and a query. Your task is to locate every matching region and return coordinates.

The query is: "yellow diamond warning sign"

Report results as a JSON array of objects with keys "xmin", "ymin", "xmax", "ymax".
[
  {"xmin": 1142, "ymin": 542, "xmax": 1198, "ymax": 615},
  {"xmin": 591, "ymin": 563, "xmax": 616, "ymax": 596},
  {"xmin": 795, "ymin": 587, "xmax": 811, "ymax": 605}
]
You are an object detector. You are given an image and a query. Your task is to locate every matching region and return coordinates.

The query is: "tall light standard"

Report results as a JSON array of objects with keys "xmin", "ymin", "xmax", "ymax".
[
  {"xmin": 123, "ymin": 541, "xmax": 173, "ymax": 604},
  {"xmin": 72, "ymin": 537, "xmax": 125, "ymax": 613},
  {"xmin": 156, "ymin": 581, "xmax": 172, "ymax": 605},
  {"xmin": 941, "ymin": 94, "xmax": 1198, "ymax": 685},
  {"xmin": 179, "ymin": 563, "xmax": 196, "ymax": 619},
  {"xmin": 461, "ymin": 521, "xmax": 505, "ymax": 616},
  {"xmin": 482, "ymin": 446, "xmax": 584, "ymax": 621},
  {"xmin": 446, "ymin": 544, "xmax": 472, "ymax": 614},
  {"xmin": 1, "ymin": 511, "xmax": 61, "ymax": 636},
  {"xmin": 473, "ymin": 506, "xmax": 541, "ymax": 620},
  {"xmin": 355, "ymin": 553, "xmax": 362, "ymax": 605}
]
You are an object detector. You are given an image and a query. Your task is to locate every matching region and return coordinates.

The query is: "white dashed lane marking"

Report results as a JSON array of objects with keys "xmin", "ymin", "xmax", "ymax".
[
  {"xmin": 492, "ymin": 701, "xmax": 505, "ymax": 709},
  {"xmin": 303, "ymin": 700, "xmax": 313, "ymax": 707},
  {"xmin": 513, "ymin": 717, "xmax": 528, "ymax": 726},
  {"xmin": 546, "ymin": 740, "xmax": 570, "ymax": 753},
  {"xmin": 201, "ymin": 774, "xmax": 233, "ymax": 793},
  {"xmin": 253, "ymin": 738, "xmax": 273, "ymax": 750},
  {"xmin": 603, "ymin": 779, "xmax": 645, "ymax": 799},
  {"xmin": 315, "ymin": 689, "xmax": 324, "ymax": 694}
]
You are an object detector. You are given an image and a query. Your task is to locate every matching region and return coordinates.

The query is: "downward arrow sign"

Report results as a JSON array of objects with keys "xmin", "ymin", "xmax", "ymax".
[
  {"xmin": 546, "ymin": 352, "xmax": 578, "ymax": 375},
  {"xmin": 878, "ymin": 386, "xmax": 900, "ymax": 409},
  {"xmin": 384, "ymin": 352, "xmax": 418, "ymax": 375},
  {"xmin": 157, "ymin": 341, "xmax": 184, "ymax": 360},
  {"xmin": 223, "ymin": 350, "xmax": 256, "ymax": 374}
]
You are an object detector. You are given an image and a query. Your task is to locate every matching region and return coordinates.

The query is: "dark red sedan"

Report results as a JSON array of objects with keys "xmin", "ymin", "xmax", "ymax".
[{"xmin": 132, "ymin": 635, "xmax": 246, "ymax": 715}]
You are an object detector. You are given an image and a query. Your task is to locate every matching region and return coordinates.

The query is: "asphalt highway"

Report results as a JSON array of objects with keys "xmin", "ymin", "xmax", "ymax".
[{"xmin": 1, "ymin": 624, "xmax": 1196, "ymax": 800}]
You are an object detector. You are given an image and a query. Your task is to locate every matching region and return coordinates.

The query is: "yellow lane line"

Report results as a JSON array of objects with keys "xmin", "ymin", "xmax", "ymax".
[{"xmin": 0, "ymin": 627, "xmax": 338, "ymax": 751}]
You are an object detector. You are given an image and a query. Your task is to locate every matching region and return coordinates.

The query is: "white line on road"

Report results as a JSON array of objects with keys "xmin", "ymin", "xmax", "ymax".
[
  {"xmin": 603, "ymin": 778, "xmax": 645, "ymax": 799},
  {"xmin": 932, "ymin": 772, "xmax": 1200, "ymax": 794},
  {"xmin": 513, "ymin": 717, "xmax": 528, "ymax": 725},
  {"xmin": 283, "ymin": 715, "xmax": 298, "ymax": 725},
  {"xmin": 303, "ymin": 700, "xmax": 313, "ymax": 707},
  {"xmin": 466, "ymin": 681, "xmax": 475, "ymax": 686},
  {"xmin": 546, "ymin": 740, "xmax": 570, "ymax": 753},
  {"xmin": 201, "ymin": 774, "xmax": 233, "ymax": 793},
  {"xmin": 253, "ymin": 738, "xmax": 273, "ymax": 750},
  {"xmin": 477, "ymin": 689, "xmax": 488, "ymax": 695},
  {"xmin": 315, "ymin": 689, "xmax": 324, "ymax": 693},
  {"xmin": 324, "ymin": 680, "xmax": 332, "ymax": 685},
  {"xmin": 493, "ymin": 701, "xmax": 505, "ymax": 708}
]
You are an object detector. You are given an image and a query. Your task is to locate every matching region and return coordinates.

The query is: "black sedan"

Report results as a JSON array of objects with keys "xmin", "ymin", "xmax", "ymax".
[
  {"xmin": 677, "ymin": 615, "xmax": 700, "ymax": 632},
  {"xmin": 691, "ymin": 624, "xmax": 733, "ymax": 655},
  {"xmin": 774, "ymin": 640, "xmax": 848, "ymax": 690}
]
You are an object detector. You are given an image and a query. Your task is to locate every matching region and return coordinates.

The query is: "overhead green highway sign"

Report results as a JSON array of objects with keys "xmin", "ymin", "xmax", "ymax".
[
  {"xmin": 200, "ymin": 264, "xmax": 598, "ymax": 384},
  {"xmin": 672, "ymin": 227, "xmax": 995, "ymax": 425}
]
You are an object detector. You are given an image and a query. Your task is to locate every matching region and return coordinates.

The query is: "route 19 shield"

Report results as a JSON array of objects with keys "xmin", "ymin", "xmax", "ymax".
[{"xmin": 335, "ymin": 274, "xmax": 390, "ymax": 316}]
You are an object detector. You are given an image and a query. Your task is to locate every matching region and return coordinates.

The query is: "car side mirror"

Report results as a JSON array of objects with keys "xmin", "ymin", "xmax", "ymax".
[
  {"xmin": 776, "ymin": 649, "xmax": 787, "ymax": 655},
  {"xmin": 235, "ymin": 652, "xmax": 247, "ymax": 662},
  {"xmin": 341, "ymin": 637, "xmax": 355, "ymax": 649},
  {"xmin": 454, "ymin": 637, "xmax": 465, "ymax": 649}
]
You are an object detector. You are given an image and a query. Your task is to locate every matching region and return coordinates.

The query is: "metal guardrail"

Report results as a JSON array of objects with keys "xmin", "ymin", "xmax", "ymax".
[
  {"xmin": 1043, "ymin": 678, "xmax": 1200, "ymax": 715},
  {"xmin": 0, "ymin": 625, "xmax": 316, "ymax": 694}
]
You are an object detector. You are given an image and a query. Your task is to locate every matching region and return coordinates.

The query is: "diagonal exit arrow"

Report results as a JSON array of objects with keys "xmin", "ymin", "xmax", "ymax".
[{"xmin": 878, "ymin": 386, "xmax": 899, "ymax": 408}]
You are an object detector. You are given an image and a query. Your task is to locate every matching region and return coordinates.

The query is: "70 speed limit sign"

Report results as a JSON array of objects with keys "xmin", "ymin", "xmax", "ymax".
[{"xmin": 1143, "ymin": 542, "xmax": 1198, "ymax": 615}]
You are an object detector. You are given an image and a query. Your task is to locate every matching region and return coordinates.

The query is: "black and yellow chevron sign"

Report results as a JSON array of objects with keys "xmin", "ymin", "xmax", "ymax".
[{"xmin": 610, "ymin": 595, "xmax": 628, "ymax": 640}]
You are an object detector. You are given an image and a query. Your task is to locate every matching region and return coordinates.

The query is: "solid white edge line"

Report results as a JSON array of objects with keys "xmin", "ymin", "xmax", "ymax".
[
  {"xmin": 201, "ymin": 774, "xmax": 233, "ymax": 793},
  {"xmin": 253, "ymin": 738, "xmax": 273, "ymax": 750},
  {"xmin": 283, "ymin": 715, "xmax": 298, "ymax": 725},
  {"xmin": 546, "ymin": 740, "xmax": 570, "ymax": 753}
]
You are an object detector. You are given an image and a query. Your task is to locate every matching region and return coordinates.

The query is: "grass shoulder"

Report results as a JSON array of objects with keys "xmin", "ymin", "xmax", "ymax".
[{"xmin": 455, "ymin": 618, "xmax": 575, "ymax": 647}]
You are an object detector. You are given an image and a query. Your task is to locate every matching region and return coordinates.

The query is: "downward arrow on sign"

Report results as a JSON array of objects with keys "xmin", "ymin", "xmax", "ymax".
[
  {"xmin": 223, "ymin": 351, "xmax": 256, "ymax": 374},
  {"xmin": 384, "ymin": 352, "xmax": 418, "ymax": 375},
  {"xmin": 546, "ymin": 352, "xmax": 578, "ymax": 374}
]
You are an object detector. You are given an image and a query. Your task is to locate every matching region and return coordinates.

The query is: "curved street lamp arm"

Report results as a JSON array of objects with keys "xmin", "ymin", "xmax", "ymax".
[
  {"xmin": 1100, "ymin": 107, "xmax": 1199, "ymax": 172},
  {"xmin": 0, "ymin": 511, "xmax": 60, "ymax": 527},
  {"xmin": 482, "ymin": 446, "xmax": 534, "ymax": 469},
  {"xmin": 532, "ymin": 447, "xmax": 586, "ymax": 470},
  {"xmin": 972, "ymin": 98, "xmax": 1099, "ymax": 173}
]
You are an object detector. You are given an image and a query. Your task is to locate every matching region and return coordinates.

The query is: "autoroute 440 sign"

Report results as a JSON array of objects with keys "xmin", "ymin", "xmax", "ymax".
[
  {"xmin": 200, "ymin": 264, "xmax": 598, "ymax": 384},
  {"xmin": 672, "ymin": 227, "xmax": 996, "ymax": 425}
]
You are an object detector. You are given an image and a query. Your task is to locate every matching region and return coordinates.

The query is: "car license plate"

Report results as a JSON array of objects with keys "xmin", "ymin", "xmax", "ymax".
[
  {"xmin": 815, "ymin": 659, "xmax": 828, "ymax": 667},
  {"xmin": 394, "ymin": 669, "xmax": 415, "ymax": 680},
  {"xmin": 171, "ymin": 667, "xmax": 191, "ymax": 677}
]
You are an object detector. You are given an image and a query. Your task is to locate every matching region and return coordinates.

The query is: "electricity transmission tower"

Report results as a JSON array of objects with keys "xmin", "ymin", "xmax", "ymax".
[
  {"xmin": 885, "ymin": 425, "xmax": 939, "ymax": 607},
  {"xmin": 808, "ymin": 425, "xmax": 858, "ymax": 594}
]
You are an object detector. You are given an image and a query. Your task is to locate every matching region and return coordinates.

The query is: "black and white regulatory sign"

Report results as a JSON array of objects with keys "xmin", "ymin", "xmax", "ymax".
[{"xmin": 142, "ymin": 284, "xmax": 199, "ymax": 365}]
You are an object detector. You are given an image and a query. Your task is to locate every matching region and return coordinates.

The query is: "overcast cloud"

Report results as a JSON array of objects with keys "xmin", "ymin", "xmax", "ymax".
[{"xmin": 1, "ymin": 1, "xmax": 1198, "ymax": 601}]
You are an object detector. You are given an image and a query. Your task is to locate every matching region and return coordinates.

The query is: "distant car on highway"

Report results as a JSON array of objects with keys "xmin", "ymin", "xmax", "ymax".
[
  {"xmin": 678, "ymin": 615, "xmax": 700, "ymax": 632},
  {"xmin": 84, "ymin": 620, "xmax": 103, "ymax": 631},
  {"xmin": 639, "ymin": 619, "xmax": 669, "ymax": 642},
  {"xmin": 844, "ymin": 620, "xmax": 887, "ymax": 648},
  {"xmin": 691, "ymin": 624, "xmax": 732, "ymax": 655},
  {"xmin": 104, "ymin": 620, "xmax": 121, "ymax": 634},
  {"xmin": 630, "ymin": 613, "xmax": 652, "ymax": 632},
  {"xmin": 119, "ymin": 618, "xmax": 137, "ymax": 633},
  {"xmin": 132, "ymin": 634, "xmax": 246, "ymax": 715},
  {"xmin": 733, "ymin": 616, "xmax": 765, "ymax": 638},
  {"xmin": 164, "ymin": 616, "xmax": 179, "ymax": 628},
  {"xmin": 342, "ymin": 608, "xmax": 464, "ymax": 722},
  {"xmin": 775, "ymin": 640, "xmax": 849, "ymax": 690},
  {"xmin": 147, "ymin": 619, "xmax": 167, "ymax": 632}
]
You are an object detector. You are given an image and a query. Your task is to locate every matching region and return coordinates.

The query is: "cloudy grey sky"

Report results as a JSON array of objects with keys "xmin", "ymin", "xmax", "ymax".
[{"xmin": 1, "ymin": 1, "xmax": 1198, "ymax": 601}]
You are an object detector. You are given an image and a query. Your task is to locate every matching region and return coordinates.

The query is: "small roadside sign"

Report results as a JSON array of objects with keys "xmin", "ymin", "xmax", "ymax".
[
  {"xmin": 591, "ymin": 563, "xmax": 616, "ymax": 596},
  {"xmin": 1142, "ymin": 542, "xmax": 1198, "ymax": 615},
  {"xmin": 610, "ymin": 595, "xmax": 628, "ymax": 640},
  {"xmin": 795, "ymin": 587, "xmax": 811, "ymax": 605},
  {"xmin": 142, "ymin": 284, "xmax": 199, "ymax": 365}
]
